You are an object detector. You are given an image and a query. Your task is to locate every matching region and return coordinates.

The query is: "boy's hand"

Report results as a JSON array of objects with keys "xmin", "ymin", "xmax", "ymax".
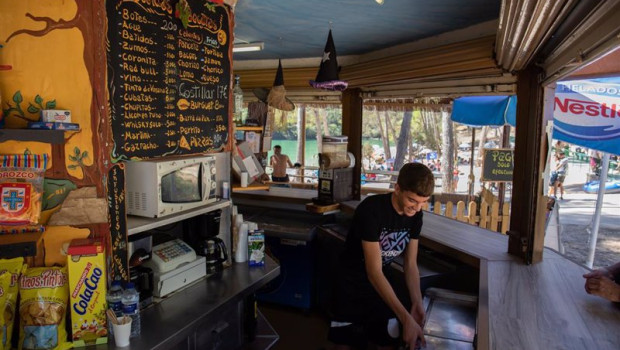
[{"xmin": 402, "ymin": 314, "xmax": 426, "ymax": 349}]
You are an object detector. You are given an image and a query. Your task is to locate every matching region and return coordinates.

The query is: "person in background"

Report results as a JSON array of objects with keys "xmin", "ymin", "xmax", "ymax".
[
  {"xmin": 328, "ymin": 163, "xmax": 434, "ymax": 349},
  {"xmin": 270, "ymin": 145, "xmax": 293, "ymax": 182},
  {"xmin": 548, "ymin": 152, "xmax": 569, "ymax": 200},
  {"xmin": 452, "ymin": 169, "xmax": 460, "ymax": 193},
  {"xmin": 583, "ymin": 262, "xmax": 620, "ymax": 302}
]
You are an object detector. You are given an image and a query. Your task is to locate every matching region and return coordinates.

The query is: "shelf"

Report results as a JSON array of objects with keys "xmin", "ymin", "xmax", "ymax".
[
  {"xmin": 127, "ymin": 199, "xmax": 231, "ymax": 235},
  {"xmin": 233, "ymin": 182, "xmax": 270, "ymax": 192},
  {"xmin": 236, "ymin": 126, "xmax": 263, "ymax": 132},
  {"xmin": 0, "ymin": 129, "xmax": 65, "ymax": 144}
]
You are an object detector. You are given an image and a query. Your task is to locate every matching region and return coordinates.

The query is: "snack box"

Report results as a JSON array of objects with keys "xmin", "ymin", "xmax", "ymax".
[
  {"xmin": 248, "ymin": 230, "xmax": 265, "ymax": 266},
  {"xmin": 28, "ymin": 121, "xmax": 80, "ymax": 130},
  {"xmin": 67, "ymin": 238, "xmax": 108, "ymax": 347},
  {"xmin": 41, "ymin": 109, "xmax": 72, "ymax": 123}
]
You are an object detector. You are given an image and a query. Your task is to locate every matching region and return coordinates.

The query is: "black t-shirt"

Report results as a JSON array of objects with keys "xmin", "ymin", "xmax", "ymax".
[
  {"xmin": 332, "ymin": 193, "xmax": 423, "ymax": 322},
  {"xmin": 342, "ymin": 193, "xmax": 423, "ymax": 269}
]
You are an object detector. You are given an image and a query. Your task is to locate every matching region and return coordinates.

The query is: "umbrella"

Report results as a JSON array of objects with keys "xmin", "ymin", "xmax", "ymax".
[{"xmin": 451, "ymin": 95, "xmax": 516, "ymax": 127}]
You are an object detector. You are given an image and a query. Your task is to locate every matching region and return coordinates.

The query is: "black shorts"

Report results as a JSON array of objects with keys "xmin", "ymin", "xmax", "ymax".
[
  {"xmin": 328, "ymin": 266, "xmax": 403, "ymax": 347},
  {"xmin": 271, "ymin": 175, "xmax": 289, "ymax": 182}
]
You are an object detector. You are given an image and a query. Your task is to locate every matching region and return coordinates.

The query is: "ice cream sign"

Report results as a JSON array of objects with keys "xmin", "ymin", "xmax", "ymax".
[{"xmin": 553, "ymin": 79, "xmax": 620, "ymax": 155}]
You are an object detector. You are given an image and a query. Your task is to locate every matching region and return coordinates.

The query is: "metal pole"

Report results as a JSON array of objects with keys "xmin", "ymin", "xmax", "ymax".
[
  {"xmin": 585, "ymin": 152, "xmax": 610, "ymax": 268},
  {"xmin": 468, "ymin": 127, "xmax": 476, "ymax": 197}
]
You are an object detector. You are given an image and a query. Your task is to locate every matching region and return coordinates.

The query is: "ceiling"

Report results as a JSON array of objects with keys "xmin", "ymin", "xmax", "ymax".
[{"xmin": 232, "ymin": 0, "xmax": 502, "ymax": 62}]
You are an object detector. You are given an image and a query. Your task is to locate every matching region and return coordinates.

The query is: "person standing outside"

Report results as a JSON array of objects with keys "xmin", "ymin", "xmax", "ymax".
[
  {"xmin": 548, "ymin": 152, "xmax": 569, "ymax": 200},
  {"xmin": 328, "ymin": 163, "xmax": 434, "ymax": 349},
  {"xmin": 270, "ymin": 145, "xmax": 293, "ymax": 182}
]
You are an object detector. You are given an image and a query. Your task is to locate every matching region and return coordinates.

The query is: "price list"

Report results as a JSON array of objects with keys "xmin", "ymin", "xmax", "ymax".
[{"xmin": 107, "ymin": 0, "xmax": 231, "ymax": 159}]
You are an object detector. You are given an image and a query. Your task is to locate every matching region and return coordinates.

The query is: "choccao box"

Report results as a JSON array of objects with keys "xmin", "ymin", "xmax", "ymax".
[
  {"xmin": 67, "ymin": 238, "xmax": 108, "ymax": 347},
  {"xmin": 40, "ymin": 109, "xmax": 72, "ymax": 123}
]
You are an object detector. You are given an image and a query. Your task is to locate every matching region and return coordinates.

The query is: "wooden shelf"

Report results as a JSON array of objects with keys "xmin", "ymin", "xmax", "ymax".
[
  {"xmin": 0, "ymin": 129, "xmax": 65, "ymax": 144},
  {"xmin": 236, "ymin": 126, "xmax": 263, "ymax": 132},
  {"xmin": 233, "ymin": 182, "xmax": 269, "ymax": 192},
  {"xmin": 127, "ymin": 199, "xmax": 231, "ymax": 235}
]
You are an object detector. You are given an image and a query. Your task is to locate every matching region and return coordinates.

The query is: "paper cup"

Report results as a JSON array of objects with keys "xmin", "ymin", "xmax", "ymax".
[{"xmin": 112, "ymin": 319, "xmax": 132, "ymax": 347}]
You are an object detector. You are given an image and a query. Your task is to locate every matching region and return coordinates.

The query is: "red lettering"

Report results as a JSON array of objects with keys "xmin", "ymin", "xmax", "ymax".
[
  {"xmin": 569, "ymin": 103, "xmax": 584, "ymax": 114},
  {"xmin": 554, "ymin": 98, "xmax": 619, "ymax": 118},
  {"xmin": 585, "ymin": 104, "xmax": 598, "ymax": 116}
]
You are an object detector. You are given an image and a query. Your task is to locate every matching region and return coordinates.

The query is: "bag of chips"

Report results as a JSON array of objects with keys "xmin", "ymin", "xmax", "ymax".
[
  {"xmin": 0, "ymin": 154, "xmax": 48, "ymax": 234},
  {"xmin": 0, "ymin": 271, "xmax": 12, "ymax": 350},
  {"xmin": 18, "ymin": 266, "xmax": 71, "ymax": 350},
  {"xmin": 0, "ymin": 257, "xmax": 25, "ymax": 350}
]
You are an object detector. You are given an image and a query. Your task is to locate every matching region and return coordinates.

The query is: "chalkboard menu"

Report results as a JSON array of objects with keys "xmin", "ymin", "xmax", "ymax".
[
  {"xmin": 107, "ymin": 0, "xmax": 231, "ymax": 160},
  {"xmin": 481, "ymin": 148, "xmax": 514, "ymax": 182},
  {"xmin": 107, "ymin": 164, "xmax": 129, "ymax": 282}
]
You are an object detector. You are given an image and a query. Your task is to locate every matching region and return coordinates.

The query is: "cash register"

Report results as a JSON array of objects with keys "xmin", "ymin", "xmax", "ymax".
[{"xmin": 143, "ymin": 238, "xmax": 206, "ymax": 298}]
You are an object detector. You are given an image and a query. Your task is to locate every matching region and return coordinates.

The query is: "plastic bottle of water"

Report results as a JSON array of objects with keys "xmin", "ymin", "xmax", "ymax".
[
  {"xmin": 121, "ymin": 282, "xmax": 141, "ymax": 337},
  {"xmin": 106, "ymin": 281, "xmax": 123, "ymax": 335}
]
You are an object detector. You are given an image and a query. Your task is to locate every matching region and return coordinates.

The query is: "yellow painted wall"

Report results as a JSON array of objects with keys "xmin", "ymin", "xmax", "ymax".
[{"xmin": 0, "ymin": 0, "xmax": 94, "ymax": 180}]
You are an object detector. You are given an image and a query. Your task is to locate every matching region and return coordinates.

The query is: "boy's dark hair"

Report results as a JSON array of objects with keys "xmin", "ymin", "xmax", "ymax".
[
  {"xmin": 397, "ymin": 163, "xmax": 435, "ymax": 196},
  {"xmin": 274, "ymin": 145, "xmax": 281, "ymax": 149}
]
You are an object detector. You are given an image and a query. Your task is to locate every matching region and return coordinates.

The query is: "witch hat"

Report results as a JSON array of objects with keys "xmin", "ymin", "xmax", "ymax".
[
  {"xmin": 309, "ymin": 30, "xmax": 348, "ymax": 91},
  {"xmin": 253, "ymin": 60, "xmax": 295, "ymax": 111}
]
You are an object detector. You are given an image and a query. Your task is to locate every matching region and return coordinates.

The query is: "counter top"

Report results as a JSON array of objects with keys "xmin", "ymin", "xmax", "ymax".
[
  {"xmin": 420, "ymin": 212, "xmax": 620, "ymax": 350},
  {"xmin": 94, "ymin": 256, "xmax": 280, "ymax": 350}
]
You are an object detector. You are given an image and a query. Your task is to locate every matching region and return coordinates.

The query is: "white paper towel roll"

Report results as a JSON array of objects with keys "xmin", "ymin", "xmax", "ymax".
[
  {"xmin": 241, "ymin": 172, "xmax": 248, "ymax": 187},
  {"xmin": 235, "ymin": 223, "xmax": 248, "ymax": 262}
]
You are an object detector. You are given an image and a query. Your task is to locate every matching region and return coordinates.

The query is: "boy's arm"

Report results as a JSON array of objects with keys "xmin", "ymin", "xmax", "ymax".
[
  {"xmin": 286, "ymin": 156, "xmax": 293, "ymax": 168},
  {"xmin": 403, "ymin": 239, "xmax": 424, "ymax": 325}
]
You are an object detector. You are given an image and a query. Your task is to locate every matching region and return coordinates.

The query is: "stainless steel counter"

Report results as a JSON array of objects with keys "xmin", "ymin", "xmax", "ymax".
[{"xmin": 93, "ymin": 256, "xmax": 280, "ymax": 350}]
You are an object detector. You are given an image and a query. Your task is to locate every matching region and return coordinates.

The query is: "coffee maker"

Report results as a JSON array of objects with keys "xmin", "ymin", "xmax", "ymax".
[
  {"xmin": 128, "ymin": 233, "xmax": 155, "ymax": 308},
  {"xmin": 184, "ymin": 210, "xmax": 228, "ymax": 274}
]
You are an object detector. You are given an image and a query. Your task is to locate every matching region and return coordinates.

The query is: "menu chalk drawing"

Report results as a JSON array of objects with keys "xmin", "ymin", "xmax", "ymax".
[{"xmin": 107, "ymin": 0, "xmax": 231, "ymax": 160}]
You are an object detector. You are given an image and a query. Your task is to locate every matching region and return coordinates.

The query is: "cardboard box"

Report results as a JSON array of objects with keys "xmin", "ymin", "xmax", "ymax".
[
  {"xmin": 232, "ymin": 141, "xmax": 264, "ymax": 183},
  {"xmin": 28, "ymin": 121, "xmax": 80, "ymax": 130},
  {"xmin": 248, "ymin": 230, "xmax": 265, "ymax": 266},
  {"xmin": 67, "ymin": 238, "xmax": 108, "ymax": 347},
  {"xmin": 41, "ymin": 109, "xmax": 72, "ymax": 123}
]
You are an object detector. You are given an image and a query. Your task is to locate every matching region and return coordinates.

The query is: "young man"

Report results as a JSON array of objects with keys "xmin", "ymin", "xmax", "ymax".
[
  {"xmin": 269, "ymin": 145, "xmax": 293, "ymax": 182},
  {"xmin": 328, "ymin": 163, "xmax": 435, "ymax": 349}
]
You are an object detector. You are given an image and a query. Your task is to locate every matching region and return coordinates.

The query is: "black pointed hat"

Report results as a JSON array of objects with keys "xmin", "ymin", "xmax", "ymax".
[
  {"xmin": 309, "ymin": 30, "xmax": 348, "ymax": 91},
  {"xmin": 253, "ymin": 59, "xmax": 295, "ymax": 111}
]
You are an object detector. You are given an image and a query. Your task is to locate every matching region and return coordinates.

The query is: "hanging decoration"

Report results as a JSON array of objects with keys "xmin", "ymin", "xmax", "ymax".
[
  {"xmin": 309, "ymin": 29, "xmax": 348, "ymax": 91},
  {"xmin": 253, "ymin": 59, "xmax": 295, "ymax": 111}
]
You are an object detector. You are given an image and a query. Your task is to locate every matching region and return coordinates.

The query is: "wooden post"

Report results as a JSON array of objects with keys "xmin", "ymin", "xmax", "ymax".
[
  {"xmin": 342, "ymin": 88, "xmax": 363, "ymax": 200},
  {"xmin": 508, "ymin": 65, "xmax": 547, "ymax": 263}
]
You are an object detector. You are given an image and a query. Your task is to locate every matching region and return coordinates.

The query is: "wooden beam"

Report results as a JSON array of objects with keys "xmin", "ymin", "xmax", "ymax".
[
  {"xmin": 508, "ymin": 65, "xmax": 546, "ymax": 263},
  {"xmin": 342, "ymin": 88, "xmax": 363, "ymax": 200}
]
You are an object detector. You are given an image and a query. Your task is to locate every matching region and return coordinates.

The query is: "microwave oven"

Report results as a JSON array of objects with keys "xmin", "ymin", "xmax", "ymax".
[{"xmin": 125, "ymin": 155, "xmax": 217, "ymax": 218}]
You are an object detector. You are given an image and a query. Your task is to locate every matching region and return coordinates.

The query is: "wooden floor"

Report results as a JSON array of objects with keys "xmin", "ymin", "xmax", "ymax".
[{"xmin": 259, "ymin": 302, "xmax": 331, "ymax": 350}]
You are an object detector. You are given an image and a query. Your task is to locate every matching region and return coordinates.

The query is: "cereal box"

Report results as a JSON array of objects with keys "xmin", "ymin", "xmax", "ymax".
[{"xmin": 67, "ymin": 239, "xmax": 107, "ymax": 347}]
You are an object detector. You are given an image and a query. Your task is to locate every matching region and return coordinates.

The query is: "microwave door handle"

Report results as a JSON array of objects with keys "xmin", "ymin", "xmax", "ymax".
[{"xmin": 202, "ymin": 163, "xmax": 208, "ymax": 200}]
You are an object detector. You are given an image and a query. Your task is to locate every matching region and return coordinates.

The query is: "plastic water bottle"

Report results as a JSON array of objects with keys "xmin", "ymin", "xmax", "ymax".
[
  {"xmin": 106, "ymin": 281, "xmax": 123, "ymax": 335},
  {"xmin": 121, "ymin": 282, "xmax": 141, "ymax": 337}
]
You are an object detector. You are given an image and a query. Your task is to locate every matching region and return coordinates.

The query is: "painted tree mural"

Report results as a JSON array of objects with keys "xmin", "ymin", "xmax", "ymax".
[{"xmin": 0, "ymin": 0, "xmax": 106, "ymax": 193}]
